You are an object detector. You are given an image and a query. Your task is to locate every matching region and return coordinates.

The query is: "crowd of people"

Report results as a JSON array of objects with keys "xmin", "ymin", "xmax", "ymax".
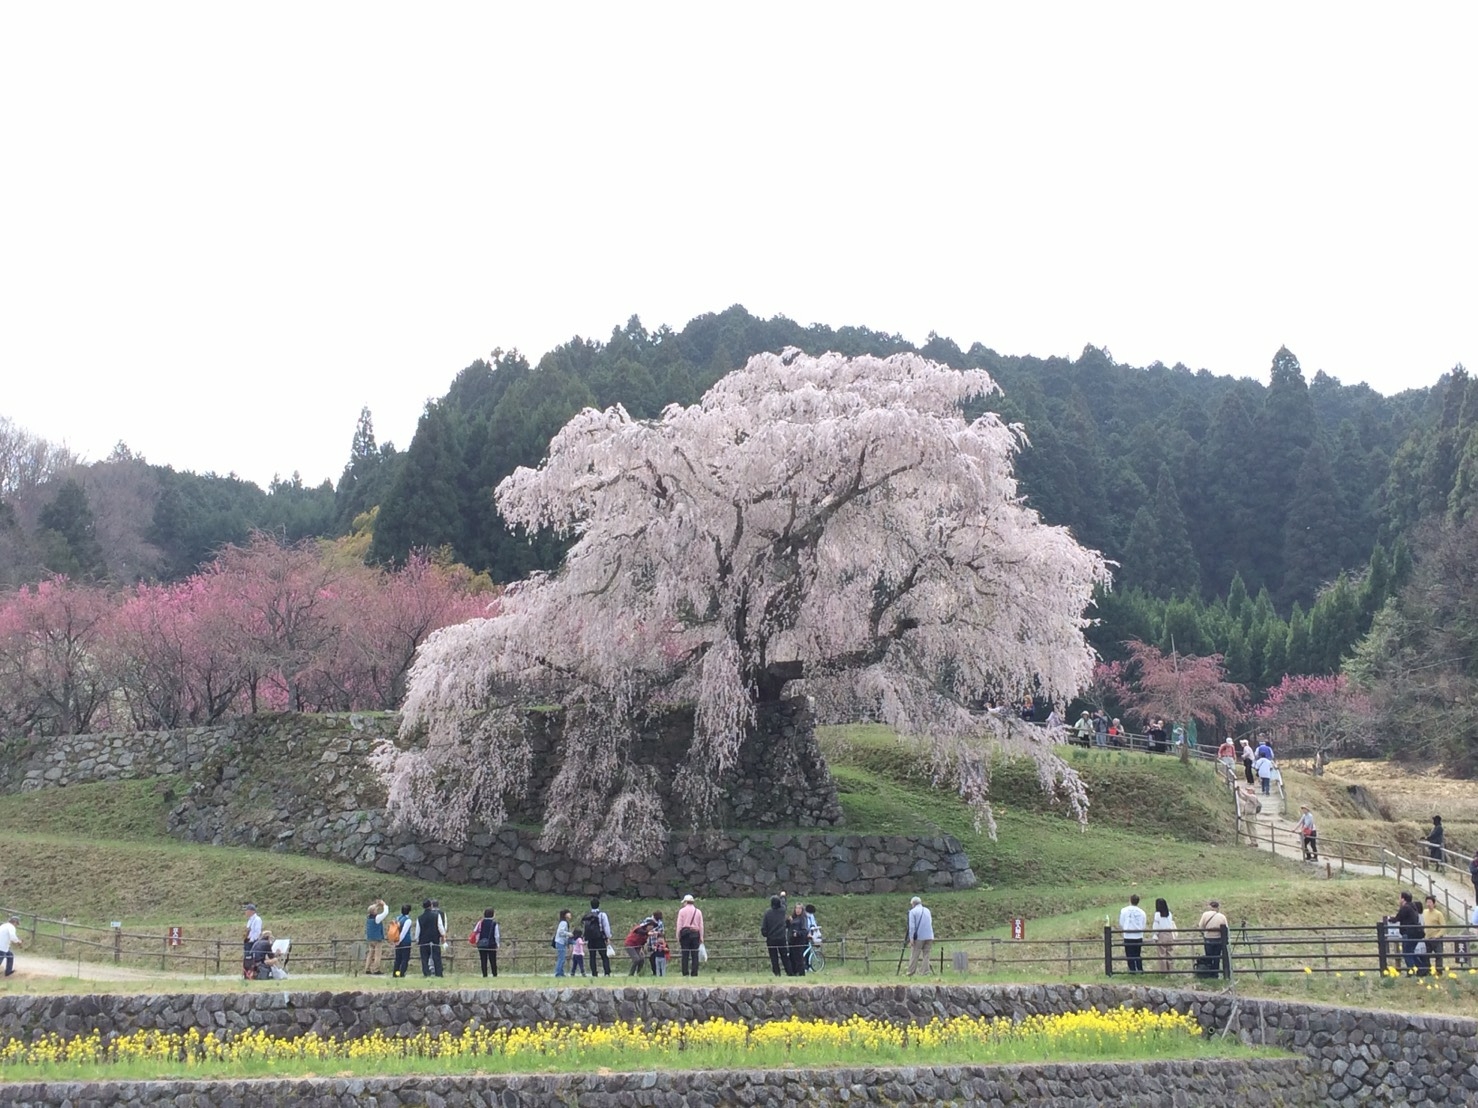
[{"xmin": 1116, "ymin": 895, "xmax": 1230, "ymax": 977}]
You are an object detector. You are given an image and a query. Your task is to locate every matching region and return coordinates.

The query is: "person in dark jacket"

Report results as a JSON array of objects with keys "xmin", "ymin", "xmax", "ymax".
[
  {"xmin": 785, "ymin": 904, "xmax": 810, "ymax": 976},
  {"xmin": 1427, "ymin": 816, "xmax": 1445, "ymax": 865},
  {"xmin": 392, "ymin": 903, "xmax": 414, "ymax": 978},
  {"xmin": 474, "ymin": 907, "xmax": 499, "ymax": 977},
  {"xmin": 1395, "ymin": 891, "xmax": 1425, "ymax": 973},
  {"xmin": 417, "ymin": 899, "xmax": 444, "ymax": 977},
  {"xmin": 760, "ymin": 895, "xmax": 788, "ymax": 976}
]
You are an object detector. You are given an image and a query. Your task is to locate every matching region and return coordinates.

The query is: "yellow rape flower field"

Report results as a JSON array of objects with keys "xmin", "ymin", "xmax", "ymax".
[{"xmin": 0, "ymin": 1006, "xmax": 1263, "ymax": 1082}]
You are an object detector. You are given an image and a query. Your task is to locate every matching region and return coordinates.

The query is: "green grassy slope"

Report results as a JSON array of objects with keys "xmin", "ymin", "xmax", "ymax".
[{"xmin": 0, "ymin": 731, "xmax": 1395, "ymax": 952}]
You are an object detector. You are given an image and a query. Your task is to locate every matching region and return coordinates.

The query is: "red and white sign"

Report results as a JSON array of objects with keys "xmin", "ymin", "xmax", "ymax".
[
  {"xmin": 1010, "ymin": 918, "xmax": 1025, "ymax": 941},
  {"xmin": 168, "ymin": 926, "xmax": 183, "ymax": 948}
]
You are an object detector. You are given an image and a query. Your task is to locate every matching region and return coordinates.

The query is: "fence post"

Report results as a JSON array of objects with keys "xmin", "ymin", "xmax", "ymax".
[
  {"xmin": 1376, "ymin": 922, "xmax": 1388, "ymax": 975},
  {"xmin": 216, "ymin": 940, "xmax": 221, "ymax": 975},
  {"xmin": 1103, "ymin": 926, "xmax": 1114, "ymax": 976},
  {"xmin": 1219, "ymin": 924, "xmax": 1232, "ymax": 981},
  {"xmin": 113, "ymin": 926, "xmax": 122, "ymax": 966}
]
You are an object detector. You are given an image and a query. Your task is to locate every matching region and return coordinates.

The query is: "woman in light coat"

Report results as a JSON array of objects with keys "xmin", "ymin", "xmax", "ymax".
[{"xmin": 1151, "ymin": 897, "xmax": 1177, "ymax": 973}]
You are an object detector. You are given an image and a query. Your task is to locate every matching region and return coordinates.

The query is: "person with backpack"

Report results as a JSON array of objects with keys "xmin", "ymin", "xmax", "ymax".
[
  {"xmin": 473, "ymin": 907, "xmax": 500, "ymax": 977},
  {"xmin": 391, "ymin": 904, "xmax": 414, "ymax": 978},
  {"xmin": 582, "ymin": 898, "xmax": 612, "ymax": 976},
  {"xmin": 363, "ymin": 898, "xmax": 389, "ymax": 975}
]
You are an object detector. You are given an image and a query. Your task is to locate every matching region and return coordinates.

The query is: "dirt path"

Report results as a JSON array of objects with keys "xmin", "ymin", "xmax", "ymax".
[
  {"xmin": 1240, "ymin": 795, "xmax": 1476, "ymax": 919},
  {"xmin": 2, "ymin": 955, "xmax": 163, "ymax": 982}
]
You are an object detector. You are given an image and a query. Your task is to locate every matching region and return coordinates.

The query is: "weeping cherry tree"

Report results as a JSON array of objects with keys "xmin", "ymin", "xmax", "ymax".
[{"xmin": 379, "ymin": 349, "xmax": 1111, "ymax": 861}]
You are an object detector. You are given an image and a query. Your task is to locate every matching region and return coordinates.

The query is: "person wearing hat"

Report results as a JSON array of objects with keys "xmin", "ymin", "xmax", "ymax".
[
  {"xmin": 364, "ymin": 898, "xmax": 390, "ymax": 975},
  {"xmin": 675, "ymin": 894, "xmax": 705, "ymax": 977},
  {"xmin": 1197, "ymin": 900, "xmax": 1229, "ymax": 976},
  {"xmin": 0, "ymin": 915, "xmax": 22, "ymax": 976},
  {"xmin": 242, "ymin": 903, "xmax": 262, "ymax": 977},
  {"xmin": 1297, "ymin": 805, "xmax": 1318, "ymax": 861}
]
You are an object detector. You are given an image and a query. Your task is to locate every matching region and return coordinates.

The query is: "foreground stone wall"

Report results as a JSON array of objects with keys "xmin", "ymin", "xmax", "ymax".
[
  {"xmin": 0, "ymin": 709, "xmax": 977, "ymax": 897},
  {"xmin": 0, "ymin": 1058, "xmax": 1320, "ymax": 1107},
  {"xmin": 0, "ymin": 983, "xmax": 1472, "ymax": 1105}
]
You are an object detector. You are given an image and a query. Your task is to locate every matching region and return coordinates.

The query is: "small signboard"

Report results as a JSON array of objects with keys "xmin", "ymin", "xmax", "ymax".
[
  {"xmin": 168, "ymin": 926, "xmax": 183, "ymax": 948},
  {"xmin": 1010, "ymin": 917, "xmax": 1025, "ymax": 941}
]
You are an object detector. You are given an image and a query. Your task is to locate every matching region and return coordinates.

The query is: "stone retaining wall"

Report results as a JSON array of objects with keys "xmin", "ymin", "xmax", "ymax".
[
  {"xmin": 0, "ymin": 1058, "xmax": 1321, "ymax": 1107},
  {"xmin": 0, "ymin": 983, "xmax": 1472, "ymax": 1105},
  {"xmin": 0, "ymin": 709, "xmax": 977, "ymax": 897}
]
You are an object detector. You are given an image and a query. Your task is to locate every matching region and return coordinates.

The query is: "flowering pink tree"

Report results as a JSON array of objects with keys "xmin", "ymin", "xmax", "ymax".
[
  {"xmin": 385, "ymin": 349, "xmax": 1111, "ymax": 860},
  {"xmin": 1253, "ymin": 674, "xmax": 1374, "ymax": 757},
  {"xmin": 106, "ymin": 577, "xmax": 248, "ymax": 728},
  {"xmin": 1120, "ymin": 639, "xmax": 1247, "ymax": 741},
  {"xmin": 201, "ymin": 532, "xmax": 345, "ymax": 711},
  {"xmin": 0, "ymin": 577, "xmax": 116, "ymax": 735}
]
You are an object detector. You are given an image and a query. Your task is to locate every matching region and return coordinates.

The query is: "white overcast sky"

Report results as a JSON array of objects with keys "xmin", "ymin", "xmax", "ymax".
[{"xmin": 2, "ymin": 4, "xmax": 1473, "ymax": 489}]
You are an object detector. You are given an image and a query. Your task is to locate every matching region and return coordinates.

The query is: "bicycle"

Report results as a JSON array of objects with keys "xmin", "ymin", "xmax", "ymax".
[{"xmin": 804, "ymin": 940, "xmax": 824, "ymax": 973}]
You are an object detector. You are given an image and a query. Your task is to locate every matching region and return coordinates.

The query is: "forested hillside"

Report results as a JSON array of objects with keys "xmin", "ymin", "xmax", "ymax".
[{"xmin": 2, "ymin": 306, "xmax": 1469, "ymax": 697}]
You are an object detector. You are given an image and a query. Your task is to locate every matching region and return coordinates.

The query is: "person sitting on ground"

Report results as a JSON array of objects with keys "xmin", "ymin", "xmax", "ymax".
[{"xmin": 247, "ymin": 930, "xmax": 282, "ymax": 980}]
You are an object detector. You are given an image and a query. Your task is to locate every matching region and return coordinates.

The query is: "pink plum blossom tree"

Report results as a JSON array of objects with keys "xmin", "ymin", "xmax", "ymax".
[
  {"xmin": 384, "ymin": 349, "xmax": 1111, "ymax": 860},
  {"xmin": 1252, "ymin": 673, "xmax": 1374, "ymax": 757}
]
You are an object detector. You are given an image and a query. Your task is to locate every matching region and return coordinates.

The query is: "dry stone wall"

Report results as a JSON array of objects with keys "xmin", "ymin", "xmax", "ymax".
[
  {"xmin": 0, "ymin": 982, "xmax": 1472, "ymax": 1106},
  {"xmin": 0, "ymin": 1058, "xmax": 1319, "ymax": 1107},
  {"xmin": 0, "ymin": 708, "xmax": 978, "ymax": 897}
]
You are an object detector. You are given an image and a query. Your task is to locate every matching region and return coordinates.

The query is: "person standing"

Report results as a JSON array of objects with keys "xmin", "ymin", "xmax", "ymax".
[
  {"xmin": 906, "ymin": 896, "xmax": 934, "ymax": 977},
  {"xmin": 1118, "ymin": 894, "xmax": 1147, "ymax": 974},
  {"xmin": 1254, "ymin": 753, "xmax": 1274, "ymax": 796},
  {"xmin": 0, "ymin": 915, "xmax": 22, "ymax": 976},
  {"xmin": 1151, "ymin": 898, "xmax": 1177, "ymax": 973},
  {"xmin": 474, "ymin": 908, "xmax": 500, "ymax": 978},
  {"xmin": 1424, "ymin": 895, "xmax": 1447, "ymax": 976},
  {"xmin": 364, "ymin": 899, "xmax": 389, "ymax": 975},
  {"xmin": 676, "ymin": 894, "xmax": 705, "ymax": 977},
  {"xmin": 392, "ymin": 903, "xmax": 414, "ymax": 978},
  {"xmin": 417, "ymin": 899, "xmax": 444, "ymax": 977},
  {"xmin": 582, "ymin": 898, "xmax": 612, "ymax": 977},
  {"xmin": 1240, "ymin": 740, "xmax": 1256, "ymax": 785},
  {"xmin": 647, "ymin": 910, "xmax": 667, "ymax": 975},
  {"xmin": 1073, "ymin": 711, "xmax": 1094, "ymax": 746},
  {"xmin": 1297, "ymin": 805, "xmax": 1318, "ymax": 860},
  {"xmin": 761, "ymin": 895, "xmax": 789, "ymax": 976},
  {"xmin": 1255, "ymin": 736, "xmax": 1274, "ymax": 762},
  {"xmin": 1395, "ymin": 891, "xmax": 1424, "ymax": 973},
  {"xmin": 1470, "ymin": 848, "xmax": 1478, "ymax": 903},
  {"xmin": 1093, "ymin": 710, "xmax": 1108, "ymax": 748},
  {"xmin": 1427, "ymin": 816, "xmax": 1445, "ymax": 866},
  {"xmin": 553, "ymin": 909, "xmax": 572, "ymax": 977},
  {"xmin": 785, "ymin": 904, "xmax": 810, "ymax": 976},
  {"xmin": 570, "ymin": 933, "xmax": 587, "ymax": 976},
  {"xmin": 242, "ymin": 903, "xmax": 263, "ymax": 977},
  {"xmin": 1198, "ymin": 900, "xmax": 1229, "ymax": 976}
]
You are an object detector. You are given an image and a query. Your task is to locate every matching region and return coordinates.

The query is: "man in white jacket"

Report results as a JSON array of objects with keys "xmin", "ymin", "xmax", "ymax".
[{"xmin": 906, "ymin": 897, "xmax": 934, "ymax": 977}]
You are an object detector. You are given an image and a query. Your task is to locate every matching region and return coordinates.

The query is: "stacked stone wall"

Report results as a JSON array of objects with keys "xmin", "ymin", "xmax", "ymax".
[
  {"xmin": 0, "ymin": 983, "xmax": 1473, "ymax": 1105},
  {"xmin": 0, "ymin": 708, "xmax": 978, "ymax": 897}
]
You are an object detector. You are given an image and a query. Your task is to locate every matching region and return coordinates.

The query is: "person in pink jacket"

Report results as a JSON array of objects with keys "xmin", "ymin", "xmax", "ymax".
[{"xmin": 675, "ymin": 893, "xmax": 705, "ymax": 977}]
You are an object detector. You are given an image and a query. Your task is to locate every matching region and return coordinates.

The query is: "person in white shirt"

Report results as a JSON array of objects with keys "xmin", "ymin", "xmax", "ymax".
[
  {"xmin": 0, "ymin": 915, "xmax": 22, "ymax": 976},
  {"xmin": 1150, "ymin": 898, "xmax": 1177, "ymax": 973},
  {"xmin": 906, "ymin": 896, "xmax": 934, "ymax": 977},
  {"xmin": 1119, "ymin": 894, "xmax": 1147, "ymax": 973}
]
